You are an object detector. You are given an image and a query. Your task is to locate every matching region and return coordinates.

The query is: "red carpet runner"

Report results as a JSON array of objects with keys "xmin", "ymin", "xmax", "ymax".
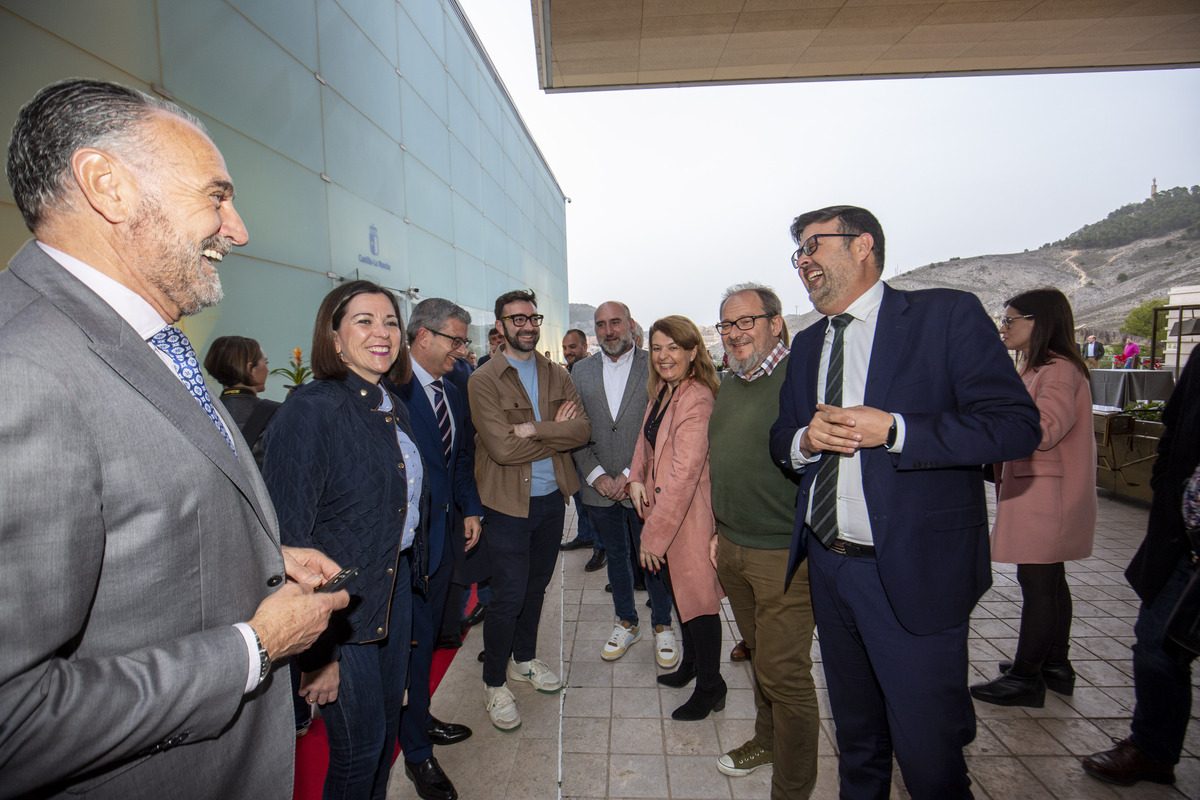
[{"xmin": 292, "ymin": 594, "xmax": 477, "ymax": 799}]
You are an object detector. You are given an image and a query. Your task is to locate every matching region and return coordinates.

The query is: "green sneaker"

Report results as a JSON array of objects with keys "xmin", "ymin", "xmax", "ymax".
[{"xmin": 717, "ymin": 740, "xmax": 773, "ymax": 777}]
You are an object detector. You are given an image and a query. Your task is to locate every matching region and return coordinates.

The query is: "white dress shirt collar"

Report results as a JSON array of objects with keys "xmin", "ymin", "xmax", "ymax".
[{"xmin": 37, "ymin": 241, "xmax": 168, "ymax": 339}]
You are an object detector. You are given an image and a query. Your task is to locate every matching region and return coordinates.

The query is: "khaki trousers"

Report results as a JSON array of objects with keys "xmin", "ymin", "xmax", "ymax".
[{"xmin": 716, "ymin": 533, "xmax": 819, "ymax": 799}]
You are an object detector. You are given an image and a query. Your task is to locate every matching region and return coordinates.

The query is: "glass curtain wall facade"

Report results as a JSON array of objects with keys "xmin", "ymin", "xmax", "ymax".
[{"xmin": 0, "ymin": 0, "xmax": 568, "ymax": 400}]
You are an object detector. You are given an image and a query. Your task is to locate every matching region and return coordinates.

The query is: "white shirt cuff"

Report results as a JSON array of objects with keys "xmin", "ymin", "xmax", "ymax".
[
  {"xmin": 585, "ymin": 465, "xmax": 606, "ymax": 486},
  {"xmin": 888, "ymin": 413, "xmax": 907, "ymax": 453},
  {"xmin": 232, "ymin": 622, "xmax": 261, "ymax": 694},
  {"xmin": 790, "ymin": 428, "xmax": 821, "ymax": 470}
]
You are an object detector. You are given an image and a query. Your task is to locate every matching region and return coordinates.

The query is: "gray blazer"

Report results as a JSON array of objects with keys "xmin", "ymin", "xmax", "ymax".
[
  {"xmin": 0, "ymin": 242, "xmax": 293, "ymax": 799},
  {"xmin": 570, "ymin": 348, "xmax": 650, "ymax": 509}
]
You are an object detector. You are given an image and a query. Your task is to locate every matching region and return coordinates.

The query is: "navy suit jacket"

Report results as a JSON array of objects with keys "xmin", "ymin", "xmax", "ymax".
[
  {"xmin": 769, "ymin": 284, "xmax": 1041, "ymax": 635},
  {"xmin": 398, "ymin": 372, "xmax": 483, "ymax": 570}
]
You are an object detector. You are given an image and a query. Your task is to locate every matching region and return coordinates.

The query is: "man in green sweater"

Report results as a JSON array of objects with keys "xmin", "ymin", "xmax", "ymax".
[{"xmin": 709, "ymin": 284, "xmax": 818, "ymax": 799}]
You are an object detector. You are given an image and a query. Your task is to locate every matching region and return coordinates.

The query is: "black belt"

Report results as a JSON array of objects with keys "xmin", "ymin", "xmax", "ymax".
[{"xmin": 828, "ymin": 538, "xmax": 876, "ymax": 558}]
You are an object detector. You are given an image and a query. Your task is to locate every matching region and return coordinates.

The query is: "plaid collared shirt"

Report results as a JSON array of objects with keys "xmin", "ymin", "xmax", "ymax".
[{"xmin": 737, "ymin": 340, "xmax": 790, "ymax": 382}]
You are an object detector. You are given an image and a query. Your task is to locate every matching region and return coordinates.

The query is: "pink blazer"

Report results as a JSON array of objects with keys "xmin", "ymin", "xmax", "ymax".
[
  {"xmin": 629, "ymin": 378, "xmax": 724, "ymax": 622},
  {"xmin": 991, "ymin": 356, "xmax": 1097, "ymax": 563}
]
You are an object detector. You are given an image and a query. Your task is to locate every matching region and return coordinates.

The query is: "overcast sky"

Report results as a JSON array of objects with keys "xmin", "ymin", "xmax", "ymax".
[{"xmin": 456, "ymin": 0, "xmax": 1200, "ymax": 329}]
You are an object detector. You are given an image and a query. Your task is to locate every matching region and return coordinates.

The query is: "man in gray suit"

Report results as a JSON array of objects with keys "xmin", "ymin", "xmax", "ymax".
[
  {"xmin": 571, "ymin": 301, "xmax": 676, "ymax": 664},
  {"xmin": 0, "ymin": 79, "xmax": 348, "ymax": 799}
]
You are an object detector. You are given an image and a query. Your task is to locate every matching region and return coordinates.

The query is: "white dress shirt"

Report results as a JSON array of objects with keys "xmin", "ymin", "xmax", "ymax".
[
  {"xmin": 790, "ymin": 281, "xmax": 906, "ymax": 546},
  {"xmin": 585, "ymin": 346, "xmax": 636, "ymax": 486}
]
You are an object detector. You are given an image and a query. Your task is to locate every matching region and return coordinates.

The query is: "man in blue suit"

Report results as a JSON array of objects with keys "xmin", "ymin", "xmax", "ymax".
[
  {"xmin": 397, "ymin": 298, "xmax": 485, "ymax": 800},
  {"xmin": 769, "ymin": 206, "xmax": 1040, "ymax": 799}
]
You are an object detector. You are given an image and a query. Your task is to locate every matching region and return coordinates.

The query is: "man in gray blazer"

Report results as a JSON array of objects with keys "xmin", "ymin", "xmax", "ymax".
[
  {"xmin": 0, "ymin": 79, "xmax": 348, "ymax": 799},
  {"xmin": 570, "ymin": 301, "xmax": 676, "ymax": 665}
]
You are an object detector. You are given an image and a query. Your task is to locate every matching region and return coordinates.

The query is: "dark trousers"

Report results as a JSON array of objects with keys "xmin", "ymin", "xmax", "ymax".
[
  {"xmin": 399, "ymin": 541, "xmax": 452, "ymax": 764},
  {"xmin": 482, "ymin": 494, "xmax": 564, "ymax": 686},
  {"xmin": 320, "ymin": 561, "xmax": 412, "ymax": 800},
  {"xmin": 1131, "ymin": 554, "xmax": 1197, "ymax": 764},
  {"xmin": 591, "ymin": 503, "xmax": 671, "ymax": 628},
  {"xmin": 572, "ymin": 487, "xmax": 603, "ymax": 550},
  {"xmin": 809, "ymin": 542, "xmax": 975, "ymax": 800}
]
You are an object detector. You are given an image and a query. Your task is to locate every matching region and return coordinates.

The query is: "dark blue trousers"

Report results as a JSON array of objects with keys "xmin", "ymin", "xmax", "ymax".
[
  {"xmin": 1131, "ymin": 554, "xmax": 1196, "ymax": 764},
  {"xmin": 482, "ymin": 494, "xmax": 564, "ymax": 687},
  {"xmin": 398, "ymin": 541, "xmax": 452, "ymax": 764},
  {"xmin": 809, "ymin": 542, "xmax": 975, "ymax": 800}
]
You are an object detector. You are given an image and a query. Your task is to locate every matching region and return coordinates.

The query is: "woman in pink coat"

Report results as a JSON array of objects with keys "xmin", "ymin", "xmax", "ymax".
[
  {"xmin": 971, "ymin": 288, "xmax": 1097, "ymax": 709},
  {"xmin": 629, "ymin": 315, "xmax": 725, "ymax": 721}
]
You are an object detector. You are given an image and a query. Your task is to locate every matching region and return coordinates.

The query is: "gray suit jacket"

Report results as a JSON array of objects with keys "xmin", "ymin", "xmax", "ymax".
[
  {"xmin": 0, "ymin": 242, "xmax": 292, "ymax": 799},
  {"xmin": 570, "ymin": 349, "xmax": 650, "ymax": 509}
]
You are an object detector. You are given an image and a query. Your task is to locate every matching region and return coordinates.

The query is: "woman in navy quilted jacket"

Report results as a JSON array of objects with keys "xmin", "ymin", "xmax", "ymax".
[{"xmin": 264, "ymin": 280, "xmax": 428, "ymax": 800}]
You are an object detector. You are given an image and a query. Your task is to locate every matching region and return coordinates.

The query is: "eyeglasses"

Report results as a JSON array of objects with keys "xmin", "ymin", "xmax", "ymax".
[
  {"xmin": 429, "ymin": 329, "xmax": 471, "ymax": 350},
  {"xmin": 715, "ymin": 314, "xmax": 773, "ymax": 334},
  {"xmin": 791, "ymin": 233, "xmax": 861, "ymax": 268},
  {"xmin": 499, "ymin": 314, "xmax": 544, "ymax": 327},
  {"xmin": 998, "ymin": 314, "xmax": 1034, "ymax": 328}
]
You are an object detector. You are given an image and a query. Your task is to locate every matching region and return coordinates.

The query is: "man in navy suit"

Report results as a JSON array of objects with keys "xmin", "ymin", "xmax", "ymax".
[
  {"xmin": 397, "ymin": 298, "xmax": 485, "ymax": 800},
  {"xmin": 769, "ymin": 206, "xmax": 1040, "ymax": 799}
]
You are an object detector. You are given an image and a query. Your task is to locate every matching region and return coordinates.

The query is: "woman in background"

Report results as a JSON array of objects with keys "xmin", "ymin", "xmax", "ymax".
[
  {"xmin": 971, "ymin": 288, "xmax": 1096, "ymax": 708},
  {"xmin": 264, "ymin": 280, "xmax": 426, "ymax": 799},
  {"xmin": 204, "ymin": 335, "xmax": 278, "ymax": 470},
  {"xmin": 628, "ymin": 315, "xmax": 725, "ymax": 721}
]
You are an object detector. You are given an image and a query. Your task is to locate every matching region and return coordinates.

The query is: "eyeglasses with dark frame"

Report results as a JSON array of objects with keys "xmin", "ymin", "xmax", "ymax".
[
  {"xmin": 428, "ymin": 329, "xmax": 471, "ymax": 350},
  {"xmin": 791, "ymin": 233, "xmax": 862, "ymax": 268},
  {"xmin": 499, "ymin": 313, "xmax": 544, "ymax": 327},
  {"xmin": 714, "ymin": 314, "xmax": 773, "ymax": 335},
  {"xmin": 998, "ymin": 314, "xmax": 1034, "ymax": 328}
]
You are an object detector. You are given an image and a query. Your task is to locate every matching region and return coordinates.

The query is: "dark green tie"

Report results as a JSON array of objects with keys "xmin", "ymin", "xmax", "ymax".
[{"xmin": 810, "ymin": 314, "xmax": 853, "ymax": 547}]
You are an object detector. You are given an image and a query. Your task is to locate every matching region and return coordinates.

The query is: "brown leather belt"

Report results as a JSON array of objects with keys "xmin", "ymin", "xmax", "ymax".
[{"xmin": 828, "ymin": 539, "xmax": 877, "ymax": 558}]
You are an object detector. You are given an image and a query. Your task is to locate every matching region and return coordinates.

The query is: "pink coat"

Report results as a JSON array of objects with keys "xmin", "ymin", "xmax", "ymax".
[
  {"xmin": 629, "ymin": 377, "xmax": 724, "ymax": 623},
  {"xmin": 991, "ymin": 356, "xmax": 1097, "ymax": 563}
]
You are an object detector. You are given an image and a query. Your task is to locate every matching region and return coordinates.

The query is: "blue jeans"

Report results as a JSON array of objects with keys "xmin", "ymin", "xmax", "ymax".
[
  {"xmin": 482, "ymin": 494, "xmax": 564, "ymax": 686},
  {"xmin": 319, "ymin": 561, "xmax": 411, "ymax": 800},
  {"xmin": 591, "ymin": 503, "xmax": 672, "ymax": 628},
  {"xmin": 399, "ymin": 542, "xmax": 452, "ymax": 764},
  {"xmin": 1130, "ymin": 554, "xmax": 1196, "ymax": 765},
  {"xmin": 572, "ymin": 488, "xmax": 603, "ymax": 550}
]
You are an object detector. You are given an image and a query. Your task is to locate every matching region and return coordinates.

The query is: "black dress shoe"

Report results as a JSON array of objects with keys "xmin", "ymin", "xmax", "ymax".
[
  {"xmin": 1083, "ymin": 738, "xmax": 1175, "ymax": 786},
  {"xmin": 584, "ymin": 550, "xmax": 607, "ymax": 572},
  {"xmin": 657, "ymin": 663, "xmax": 697, "ymax": 688},
  {"xmin": 998, "ymin": 660, "xmax": 1075, "ymax": 695},
  {"xmin": 560, "ymin": 537, "xmax": 592, "ymax": 551},
  {"xmin": 672, "ymin": 680, "xmax": 727, "ymax": 721},
  {"xmin": 461, "ymin": 604, "xmax": 486, "ymax": 630},
  {"xmin": 435, "ymin": 633, "xmax": 463, "ymax": 651},
  {"xmin": 969, "ymin": 671, "xmax": 1046, "ymax": 707},
  {"xmin": 427, "ymin": 715, "xmax": 473, "ymax": 746},
  {"xmin": 405, "ymin": 756, "xmax": 458, "ymax": 800}
]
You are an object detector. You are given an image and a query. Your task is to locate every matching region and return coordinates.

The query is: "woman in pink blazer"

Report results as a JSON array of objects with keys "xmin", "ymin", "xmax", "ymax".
[
  {"xmin": 971, "ymin": 288, "xmax": 1097, "ymax": 709},
  {"xmin": 629, "ymin": 315, "xmax": 726, "ymax": 721}
]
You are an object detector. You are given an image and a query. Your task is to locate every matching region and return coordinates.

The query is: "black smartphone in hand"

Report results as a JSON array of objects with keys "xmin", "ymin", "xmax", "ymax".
[{"xmin": 316, "ymin": 566, "xmax": 359, "ymax": 593}]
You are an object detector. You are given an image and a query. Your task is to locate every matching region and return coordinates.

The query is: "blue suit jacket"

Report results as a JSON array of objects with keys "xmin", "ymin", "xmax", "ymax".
[
  {"xmin": 769, "ymin": 284, "xmax": 1041, "ymax": 635},
  {"xmin": 398, "ymin": 372, "xmax": 483, "ymax": 569}
]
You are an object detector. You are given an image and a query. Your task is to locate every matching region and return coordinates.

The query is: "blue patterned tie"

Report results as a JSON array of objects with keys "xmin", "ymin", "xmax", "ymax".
[
  {"xmin": 810, "ymin": 314, "xmax": 853, "ymax": 547},
  {"xmin": 150, "ymin": 326, "xmax": 237, "ymax": 455},
  {"xmin": 431, "ymin": 379, "xmax": 453, "ymax": 464}
]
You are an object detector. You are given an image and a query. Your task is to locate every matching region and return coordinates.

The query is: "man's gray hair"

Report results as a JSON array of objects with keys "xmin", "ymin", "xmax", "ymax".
[
  {"xmin": 720, "ymin": 283, "xmax": 788, "ymax": 343},
  {"xmin": 7, "ymin": 78, "xmax": 203, "ymax": 232},
  {"xmin": 407, "ymin": 297, "xmax": 471, "ymax": 342}
]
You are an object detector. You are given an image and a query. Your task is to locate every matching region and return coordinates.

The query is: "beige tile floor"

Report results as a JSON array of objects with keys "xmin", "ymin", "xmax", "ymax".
[{"xmin": 387, "ymin": 491, "xmax": 1200, "ymax": 799}]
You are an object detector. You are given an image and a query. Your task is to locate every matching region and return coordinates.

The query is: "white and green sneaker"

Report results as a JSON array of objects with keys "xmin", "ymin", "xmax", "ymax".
[{"xmin": 506, "ymin": 656, "xmax": 562, "ymax": 693}]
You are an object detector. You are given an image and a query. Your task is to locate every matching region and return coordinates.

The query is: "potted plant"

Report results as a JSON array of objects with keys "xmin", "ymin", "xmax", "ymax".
[{"xmin": 270, "ymin": 348, "xmax": 313, "ymax": 395}]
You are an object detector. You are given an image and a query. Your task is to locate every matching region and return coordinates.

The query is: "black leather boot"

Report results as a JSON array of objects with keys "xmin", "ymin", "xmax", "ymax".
[
  {"xmin": 998, "ymin": 660, "xmax": 1076, "ymax": 695},
  {"xmin": 671, "ymin": 680, "xmax": 727, "ymax": 721},
  {"xmin": 656, "ymin": 662, "xmax": 696, "ymax": 688},
  {"xmin": 970, "ymin": 671, "xmax": 1046, "ymax": 707}
]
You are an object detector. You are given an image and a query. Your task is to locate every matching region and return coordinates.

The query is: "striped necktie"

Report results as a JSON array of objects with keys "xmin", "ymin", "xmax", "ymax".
[
  {"xmin": 431, "ymin": 379, "xmax": 453, "ymax": 463},
  {"xmin": 809, "ymin": 313, "xmax": 853, "ymax": 547},
  {"xmin": 150, "ymin": 326, "xmax": 237, "ymax": 455}
]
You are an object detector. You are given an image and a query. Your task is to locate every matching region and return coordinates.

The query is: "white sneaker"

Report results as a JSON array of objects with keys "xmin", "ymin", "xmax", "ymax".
[
  {"xmin": 654, "ymin": 625, "xmax": 680, "ymax": 669},
  {"xmin": 601, "ymin": 621, "xmax": 641, "ymax": 661},
  {"xmin": 484, "ymin": 683, "xmax": 521, "ymax": 731},
  {"xmin": 506, "ymin": 656, "xmax": 563, "ymax": 693}
]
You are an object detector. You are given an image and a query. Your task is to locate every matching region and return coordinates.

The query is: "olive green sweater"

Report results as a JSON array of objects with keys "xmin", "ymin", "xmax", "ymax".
[{"xmin": 708, "ymin": 358, "xmax": 798, "ymax": 550}]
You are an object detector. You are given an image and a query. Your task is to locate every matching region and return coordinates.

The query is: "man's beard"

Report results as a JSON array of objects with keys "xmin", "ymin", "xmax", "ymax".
[
  {"xmin": 725, "ymin": 338, "xmax": 774, "ymax": 376},
  {"xmin": 599, "ymin": 330, "xmax": 633, "ymax": 358},
  {"xmin": 504, "ymin": 324, "xmax": 539, "ymax": 353},
  {"xmin": 130, "ymin": 194, "xmax": 227, "ymax": 317}
]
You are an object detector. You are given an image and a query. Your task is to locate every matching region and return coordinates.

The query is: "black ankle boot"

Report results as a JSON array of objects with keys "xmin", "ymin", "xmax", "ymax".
[
  {"xmin": 671, "ymin": 680, "xmax": 727, "ymax": 721},
  {"xmin": 657, "ymin": 663, "xmax": 696, "ymax": 688},
  {"xmin": 998, "ymin": 660, "xmax": 1076, "ymax": 695},
  {"xmin": 970, "ymin": 672, "xmax": 1046, "ymax": 708}
]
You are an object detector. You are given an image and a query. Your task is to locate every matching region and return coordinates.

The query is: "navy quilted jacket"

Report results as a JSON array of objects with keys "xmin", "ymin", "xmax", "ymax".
[{"xmin": 263, "ymin": 371, "xmax": 429, "ymax": 669}]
